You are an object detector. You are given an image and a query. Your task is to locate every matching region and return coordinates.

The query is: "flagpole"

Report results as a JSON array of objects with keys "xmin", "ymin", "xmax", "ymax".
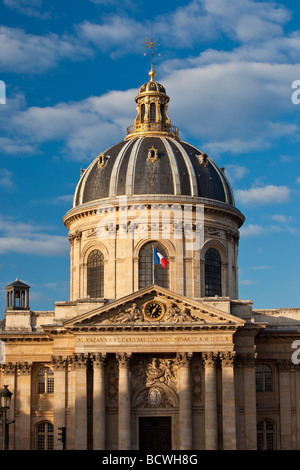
[{"xmin": 152, "ymin": 246, "xmax": 155, "ymax": 285}]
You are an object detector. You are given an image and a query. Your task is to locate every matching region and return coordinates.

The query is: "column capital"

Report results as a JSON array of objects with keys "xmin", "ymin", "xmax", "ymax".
[
  {"xmin": 220, "ymin": 351, "xmax": 235, "ymax": 367},
  {"xmin": 91, "ymin": 352, "xmax": 107, "ymax": 367},
  {"xmin": 116, "ymin": 353, "xmax": 132, "ymax": 368},
  {"xmin": 52, "ymin": 355, "xmax": 68, "ymax": 370},
  {"xmin": 235, "ymin": 352, "xmax": 257, "ymax": 368},
  {"xmin": 176, "ymin": 352, "xmax": 193, "ymax": 367},
  {"xmin": 277, "ymin": 359, "xmax": 293, "ymax": 371},
  {"xmin": 202, "ymin": 352, "xmax": 218, "ymax": 367},
  {"xmin": 73, "ymin": 353, "xmax": 89, "ymax": 368},
  {"xmin": 17, "ymin": 362, "xmax": 32, "ymax": 375},
  {"xmin": 2, "ymin": 362, "xmax": 16, "ymax": 375}
]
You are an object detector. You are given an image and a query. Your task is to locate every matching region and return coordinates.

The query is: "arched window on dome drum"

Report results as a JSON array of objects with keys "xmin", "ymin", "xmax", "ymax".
[
  {"xmin": 204, "ymin": 248, "xmax": 222, "ymax": 297},
  {"xmin": 139, "ymin": 242, "xmax": 169, "ymax": 289},
  {"xmin": 149, "ymin": 102, "xmax": 156, "ymax": 122},
  {"xmin": 87, "ymin": 249, "xmax": 104, "ymax": 298}
]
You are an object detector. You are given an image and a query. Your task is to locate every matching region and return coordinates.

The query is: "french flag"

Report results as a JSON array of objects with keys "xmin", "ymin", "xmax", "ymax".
[{"xmin": 153, "ymin": 247, "xmax": 169, "ymax": 269}]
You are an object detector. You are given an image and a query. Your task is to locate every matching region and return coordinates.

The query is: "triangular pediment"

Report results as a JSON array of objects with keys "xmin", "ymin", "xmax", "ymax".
[{"xmin": 63, "ymin": 285, "xmax": 245, "ymax": 329}]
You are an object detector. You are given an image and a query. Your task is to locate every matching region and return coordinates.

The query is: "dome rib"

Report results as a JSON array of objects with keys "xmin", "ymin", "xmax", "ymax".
[
  {"xmin": 72, "ymin": 136, "xmax": 235, "ymax": 208},
  {"xmin": 109, "ymin": 138, "xmax": 136, "ymax": 198},
  {"xmin": 168, "ymin": 137, "xmax": 198, "ymax": 197},
  {"xmin": 161, "ymin": 137, "xmax": 181, "ymax": 196},
  {"xmin": 126, "ymin": 137, "xmax": 144, "ymax": 196}
]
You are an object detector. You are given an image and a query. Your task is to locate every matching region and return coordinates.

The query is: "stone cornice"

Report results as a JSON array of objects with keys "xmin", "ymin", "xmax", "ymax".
[
  {"xmin": 65, "ymin": 323, "xmax": 237, "ymax": 333},
  {"xmin": 63, "ymin": 195, "xmax": 245, "ymax": 229},
  {"xmin": 0, "ymin": 332, "xmax": 52, "ymax": 343}
]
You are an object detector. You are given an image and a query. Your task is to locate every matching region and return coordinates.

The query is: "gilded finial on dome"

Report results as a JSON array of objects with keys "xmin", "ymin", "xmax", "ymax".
[{"xmin": 149, "ymin": 64, "xmax": 156, "ymax": 82}]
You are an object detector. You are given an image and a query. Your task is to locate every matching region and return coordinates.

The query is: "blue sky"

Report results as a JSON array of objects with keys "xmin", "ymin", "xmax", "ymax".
[{"xmin": 0, "ymin": 0, "xmax": 300, "ymax": 317}]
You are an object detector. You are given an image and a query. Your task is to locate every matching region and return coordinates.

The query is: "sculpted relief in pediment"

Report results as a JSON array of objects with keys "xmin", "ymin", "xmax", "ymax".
[
  {"xmin": 100, "ymin": 300, "xmax": 205, "ymax": 325},
  {"xmin": 66, "ymin": 286, "xmax": 243, "ymax": 328}
]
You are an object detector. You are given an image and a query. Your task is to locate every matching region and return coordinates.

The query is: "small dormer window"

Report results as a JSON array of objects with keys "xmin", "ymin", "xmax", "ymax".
[
  {"xmin": 148, "ymin": 146, "xmax": 158, "ymax": 162},
  {"xmin": 198, "ymin": 152, "xmax": 208, "ymax": 167},
  {"xmin": 97, "ymin": 153, "xmax": 107, "ymax": 168}
]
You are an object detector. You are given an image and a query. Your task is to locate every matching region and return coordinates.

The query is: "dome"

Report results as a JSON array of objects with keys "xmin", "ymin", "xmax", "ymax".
[
  {"xmin": 72, "ymin": 67, "xmax": 235, "ymax": 209},
  {"xmin": 73, "ymin": 136, "xmax": 235, "ymax": 207},
  {"xmin": 137, "ymin": 68, "xmax": 167, "ymax": 96}
]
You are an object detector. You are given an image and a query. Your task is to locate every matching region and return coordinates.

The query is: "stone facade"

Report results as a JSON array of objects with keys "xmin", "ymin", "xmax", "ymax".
[
  {"xmin": 0, "ymin": 67, "xmax": 299, "ymax": 451},
  {"xmin": 1, "ymin": 288, "xmax": 300, "ymax": 450}
]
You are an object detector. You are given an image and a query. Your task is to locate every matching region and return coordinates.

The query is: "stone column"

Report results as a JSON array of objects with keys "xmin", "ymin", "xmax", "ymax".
[
  {"xmin": 74, "ymin": 353, "xmax": 88, "ymax": 450},
  {"xmin": 243, "ymin": 353, "xmax": 257, "ymax": 450},
  {"xmin": 220, "ymin": 352, "xmax": 236, "ymax": 450},
  {"xmin": 52, "ymin": 356, "xmax": 67, "ymax": 450},
  {"xmin": 278, "ymin": 360, "xmax": 292, "ymax": 449},
  {"xmin": 177, "ymin": 352, "xmax": 193, "ymax": 450},
  {"xmin": 16, "ymin": 362, "xmax": 32, "ymax": 450},
  {"xmin": 117, "ymin": 353, "xmax": 131, "ymax": 450},
  {"xmin": 203, "ymin": 352, "xmax": 218, "ymax": 450},
  {"xmin": 67, "ymin": 356, "xmax": 76, "ymax": 450},
  {"xmin": 92, "ymin": 353, "xmax": 106, "ymax": 450}
]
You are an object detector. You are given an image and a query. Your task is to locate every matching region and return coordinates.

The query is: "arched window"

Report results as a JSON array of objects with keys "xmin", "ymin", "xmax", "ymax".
[
  {"xmin": 149, "ymin": 102, "xmax": 156, "ymax": 122},
  {"xmin": 139, "ymin": 242, "xmax": 169, "ymax": 289},
  {"xmin": 38, "ymin": 367, "xmax": 54, "ymax": 394},
  {"xmin": 256, "ymin": 364, "xmax": 272, "ymax": 392},
  {"xmin": 36, "ymin": 422, "xmax": 54, "ymax": 450},
  {"xmin": 257, "ymin": 420, "xmax": 275, "ymax": 450},
  {"xmin": 205, "ymin": 248, "xmax": 222, "ymax": 296},
  {"xmin": 141, "ymin": 104, "xmax": 145, "ymax": 123},
  {"xmin": 87, "ymin": 249, "xmax": 104, "ymax": 298},
  {"xmin": 160, "ymin": 104, "xmax": 166, "ymax": 122}
]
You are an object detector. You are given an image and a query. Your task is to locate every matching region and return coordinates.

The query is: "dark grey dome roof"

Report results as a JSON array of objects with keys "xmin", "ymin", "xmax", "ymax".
[
  {"xmin": 73, "ymin": 136, "xmax": 235, "ymax": 208},
  {"xmin": 138, "ymin": 79, "xmax": 167, "ymax": 95}
]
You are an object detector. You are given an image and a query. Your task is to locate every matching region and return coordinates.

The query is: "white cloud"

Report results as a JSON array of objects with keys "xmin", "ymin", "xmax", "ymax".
[
  {"xmin": 0, "ymin": 214, "xmax": 68, "ymax": 256},
  {"xmin": 224, "ymin": 164, "xmax": 249, "ymax": 187},
  {"xmin": 0, "ymin": 235, "xmax": 67, "ymax": 256},
  {"xmin": 235, "ymin": 185, "xmax": 291, "ymax": 205},
  {"xmin": 1, "ymin": 88, "xmax": 135, "ymax": 160},
  {"xmin": 2, "ymin": 59, "xmax": 300, "ymax": 161},
  {"xmin": 0, "ymin": 26, "xmax": 92, "ymax": 73},
  {"xmin": 78, "ymin": 16, "xmax": 145, "ymax": 56},
  {"xmin": 3, "ymin": 0, "xmax": 52, "ymax": 19},
  {"xmin": 270, "ymin": 214, "xmax": 295, "ymax": 224},
  {"xmin": 0, "ymin": 1, "xmax": 300, "ymax": 160},
  {"xmin": 0, "ymin": 169, "xmax": 15, "ymax": 191},
  {"xmin": 0, "ymin": 0, "xmax": 295, "ymax": 77},
  {"xmin": 77, "ymin": 0, "xmax": 291, "ymax": 58},
  {"xmin": 240, "ymin": 223, "xmax": 265, "ymax": 237}
]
